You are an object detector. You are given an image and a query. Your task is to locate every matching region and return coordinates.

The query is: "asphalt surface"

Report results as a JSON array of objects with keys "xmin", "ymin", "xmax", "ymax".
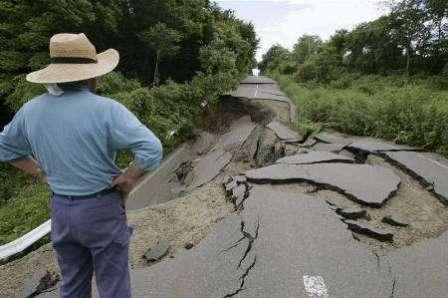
[
  {"xmin": 246, "ymin": 163, "xmax": 401, "ymax": 207},
  {"xmin": 32, "ymin": 76, "xmax": 448, "ymax": 297},
  {"xmin": 130, "ymin": 186, "xmax": 395, "ymax": 297}
]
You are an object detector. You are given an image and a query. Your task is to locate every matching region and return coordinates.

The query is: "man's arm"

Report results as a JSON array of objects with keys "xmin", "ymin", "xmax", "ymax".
[
  {"xmin": 10, "ymin": 156, "xmax": 47, "ymax": 184},
  {"xmin": 109, "ymin": 102, "xmax": 163, "ymax": 199},
  {"xmin": 0, "ymin": 106, "xmax": 41, "ymax": 182}
]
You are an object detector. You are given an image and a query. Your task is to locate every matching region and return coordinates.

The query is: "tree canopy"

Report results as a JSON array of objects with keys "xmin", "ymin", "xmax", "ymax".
[
  {"xmin": 0, "ymin": 0, "xmax": 258, "ymax": 125},
  {"xmin": 259, "ymin": 0, "xmax": 447, "ymax": 81}
]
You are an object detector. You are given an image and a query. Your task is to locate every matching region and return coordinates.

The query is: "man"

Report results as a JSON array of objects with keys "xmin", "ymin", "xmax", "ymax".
[{"xmin": 0, "ymin": 33, "xmax": 163, "ymax": 297}]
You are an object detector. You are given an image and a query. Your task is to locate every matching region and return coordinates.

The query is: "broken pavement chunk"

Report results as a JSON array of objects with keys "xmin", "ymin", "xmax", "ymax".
[
  {"xmin": 345, "ymin": 220, "xmax": 394, "ymax": 242},
  {"xmin": 216, "ymin": 116, "xmax": 257, "ymax": 151},
  {"xmin": 144, "ymin": 240, "xmax": 170, "ymax": 263},
  {"xmin": 189, "ymin": 148, "xmax": 233, "ymax": 188},
  {"xmin": 336, "ymin": 207, "xmax": 370, "ymax": 220},
  {"xmin": 311, "ymin": 142, "xmax": 348, "ymax": 153},
  {"xmin": 348, "ymin": 139, "xmax": 422, "ymax": 154},
  {"xmin": 266, "ymin": 120, "xmax": 303, "ymax": 142},
  {"xmin": 382, "ymin": 151, "xmax": 448, "ymax": 205},
  {"xmin": 382, "ymin": 215, "xmax": 409, "ymax": 227},
  {"xmin": 245, "ymin": 163, "xmax": 400, "ymax": 207},
  {"xmin": 314, "ymin": 132, "xmax": 352, "ymax": 145},
  {"xmin": 24, "ymin": 270, "xmax": 60, "ymax": 298},
  {"xmin": 276, "ymin": 151, "xmax": 354, "ymax": 165}
]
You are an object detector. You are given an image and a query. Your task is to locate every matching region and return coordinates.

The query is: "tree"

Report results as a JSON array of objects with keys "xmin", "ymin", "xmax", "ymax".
[
  {"xmin": 0, "ymin": 0, "xmax": 258, "ymax": 125},
  {"xmin": 139, "ymin": 22, "xmax": 182, "ymax": 86},
  {"xmin": 258, "ymin": 45, "xmax": 291, "ymax": 73},
  {"xmin": 292, "ymin": 35, "xmax": 322, "ymax": 64}
]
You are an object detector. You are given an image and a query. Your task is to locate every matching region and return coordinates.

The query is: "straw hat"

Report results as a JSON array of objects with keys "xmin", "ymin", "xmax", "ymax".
[{"xmin": 26, "ymin": 33, "xmax": 119, "ymax": 84}]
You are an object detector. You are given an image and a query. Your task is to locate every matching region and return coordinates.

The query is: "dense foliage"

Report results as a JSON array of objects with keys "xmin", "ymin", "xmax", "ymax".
[
  {"xmin": 260, "ymin": 0, "xmax": 447, "ymax": 78},
  {"xmin": 275, "ymin": 73, "xmax": 448, "ymax": 155},
  {"xmin": 260, "ymin": 0, "xmax": 448, "ymax": 157},
  {"xmin": 0, "ymin": 0, "xmax": 257, "ymax": 124},
  {"xmin": 0, "ymin": 0, "xmax": 257, "ymax": 244}
]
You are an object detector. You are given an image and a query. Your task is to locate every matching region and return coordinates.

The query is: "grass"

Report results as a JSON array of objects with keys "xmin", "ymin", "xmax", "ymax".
[
  {"xmin": 273, "ymin": 72, "xmax": 448, "ymax": 156},
  {"xmin": 0, "ymin": 182, "xmax": 51, "ymax": 245}
]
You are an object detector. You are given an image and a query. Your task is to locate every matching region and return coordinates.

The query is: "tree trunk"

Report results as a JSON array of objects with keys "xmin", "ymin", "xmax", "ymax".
[
  {"xmin": 153, "ymin": 50, "xmax": 160, "ymax": 87},
  {"xmin": 405, "ymin": 45, "xmax": 411, "ymax": 76}
]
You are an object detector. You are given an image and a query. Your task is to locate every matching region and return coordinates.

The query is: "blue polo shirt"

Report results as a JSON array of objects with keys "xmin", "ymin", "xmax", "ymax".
[{"xmin": 0, "ymin": 85, "xmax": 163, "ymax": 196}]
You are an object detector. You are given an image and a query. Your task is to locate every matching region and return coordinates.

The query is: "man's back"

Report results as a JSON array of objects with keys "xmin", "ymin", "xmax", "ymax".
[
  {"xmin": 2, "ymin": 84, "xmax": 162, "ymax": 196},
  {"xmin": 0, "ymin": 33, "xmax": 159, "ymax": 298}
]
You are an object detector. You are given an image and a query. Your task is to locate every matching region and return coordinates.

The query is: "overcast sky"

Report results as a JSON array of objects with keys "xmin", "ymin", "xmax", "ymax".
[{"xmin": 215, "ymin": 0, "xmax": 390, "ymax": 61}]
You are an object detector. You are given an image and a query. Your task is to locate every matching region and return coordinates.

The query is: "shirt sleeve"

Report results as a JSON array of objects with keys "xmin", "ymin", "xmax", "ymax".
[
  {"xmin": 109, "ymin": 102, "xmax": 163, "ymax": 172},
  {"xmin": 0, "ymin": 106, "xmax": 32, "ymax": 162}
]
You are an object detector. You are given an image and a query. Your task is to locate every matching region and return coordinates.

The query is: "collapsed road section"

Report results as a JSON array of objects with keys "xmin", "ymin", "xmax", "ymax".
[{"xmin": 3, "ymin": 76, "xmax": 448, "ymax": 297}]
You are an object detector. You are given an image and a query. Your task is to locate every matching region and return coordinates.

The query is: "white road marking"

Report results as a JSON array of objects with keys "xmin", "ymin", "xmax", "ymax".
[
  {"xmin": 303, "ymin": 275, "xmax": 329, "ymax": 297},
  {"xmin": 254, "ymin": 83, "xmax": 259, "ymax": 98}
]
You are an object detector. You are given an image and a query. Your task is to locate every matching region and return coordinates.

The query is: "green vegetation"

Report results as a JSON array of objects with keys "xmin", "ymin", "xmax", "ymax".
[
  {"xmin": 275, "ymin": 74, "xmax": 448, "ymax": 154},
  {"xmin": 0, "ymin": 182, "xmax": 50, "ymax": 245},
  {"xmin": 0, "ymin": 1, "xmax": 257, "ymax": 245},
  {"xmin": 260, "ymin": 0, "xmax": 448, "ymax": 155}
]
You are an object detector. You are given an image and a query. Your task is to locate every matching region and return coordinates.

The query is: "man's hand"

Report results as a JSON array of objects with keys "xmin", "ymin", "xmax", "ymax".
[
  {"xmin": 11, "ymin": 156, "xmax": 48, "ymax": 185},
  {"xmin": 110, "ymin": 173, "xmax": 138, "ymax": 200},
  {"xmin": 110, "ymin": 161, "xmax": 145, "ymax": 201}
]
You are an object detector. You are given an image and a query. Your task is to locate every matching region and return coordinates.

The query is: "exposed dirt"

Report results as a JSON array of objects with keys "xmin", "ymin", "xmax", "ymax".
[
  {"xmin": 250, "ymin": 99, "xmax": 290, "ymax": 124},
  {"xmin": 129, "ymin": 181, "xmax": 233, "ymax": 268},
  {"xmin": 200, "ymin": 97, "xmax": 274, "ymax": 134},
  {"xmin": 0, "ymin": 181, "xmax": 233, "ymax": 296},
  {"xmin": 0, "ymin": 244, "xmax": 58, "ymax": 297},
  {"xmin": 358, "ymin": 155, "xmax": 448, "ymax": 255}
]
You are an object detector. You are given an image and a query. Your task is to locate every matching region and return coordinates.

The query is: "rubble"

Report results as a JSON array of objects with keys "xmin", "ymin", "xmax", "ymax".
[{"xmin": 143, "ymin": 240, "xmax": 170, "ymax": 263}]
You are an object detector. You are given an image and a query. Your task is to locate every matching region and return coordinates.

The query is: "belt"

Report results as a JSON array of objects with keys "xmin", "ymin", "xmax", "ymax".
[{"xmin": 53, "ymin": 187, "xmax": 120, "ymax": 200}]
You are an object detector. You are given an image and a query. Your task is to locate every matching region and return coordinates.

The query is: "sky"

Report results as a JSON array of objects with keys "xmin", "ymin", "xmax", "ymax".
[{"xmin": 215, "ymin": 0, "xmax": 390, "ymax": 61}]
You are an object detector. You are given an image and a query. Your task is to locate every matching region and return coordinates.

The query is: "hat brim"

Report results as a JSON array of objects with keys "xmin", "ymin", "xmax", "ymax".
[{"xmin": 26, "ymin": 49, "xmax": 119, "ymax": 84}]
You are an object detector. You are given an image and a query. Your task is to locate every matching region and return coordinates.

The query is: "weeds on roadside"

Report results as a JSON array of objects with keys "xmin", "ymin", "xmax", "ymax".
[{"xmin": 274, "ymin": 73, "xmax": 448, "ymax": 156}]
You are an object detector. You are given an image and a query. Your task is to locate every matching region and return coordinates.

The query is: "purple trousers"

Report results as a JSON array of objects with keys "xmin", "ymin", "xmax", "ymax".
[{"xmin": 51, "ymin": 190, "xmax": 133, "ymax": 298}]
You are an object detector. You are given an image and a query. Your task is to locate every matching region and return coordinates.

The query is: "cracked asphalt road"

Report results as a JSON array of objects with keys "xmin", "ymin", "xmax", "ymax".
[{"xmin": 7, "ymin": 76, "xmax": 448, "ymax": 297}]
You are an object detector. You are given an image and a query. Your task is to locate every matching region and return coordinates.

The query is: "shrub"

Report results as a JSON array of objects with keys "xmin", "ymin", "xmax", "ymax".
[{"xmin": 273, "ymin": 73, "xmax": 448, "ymax": 156}]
